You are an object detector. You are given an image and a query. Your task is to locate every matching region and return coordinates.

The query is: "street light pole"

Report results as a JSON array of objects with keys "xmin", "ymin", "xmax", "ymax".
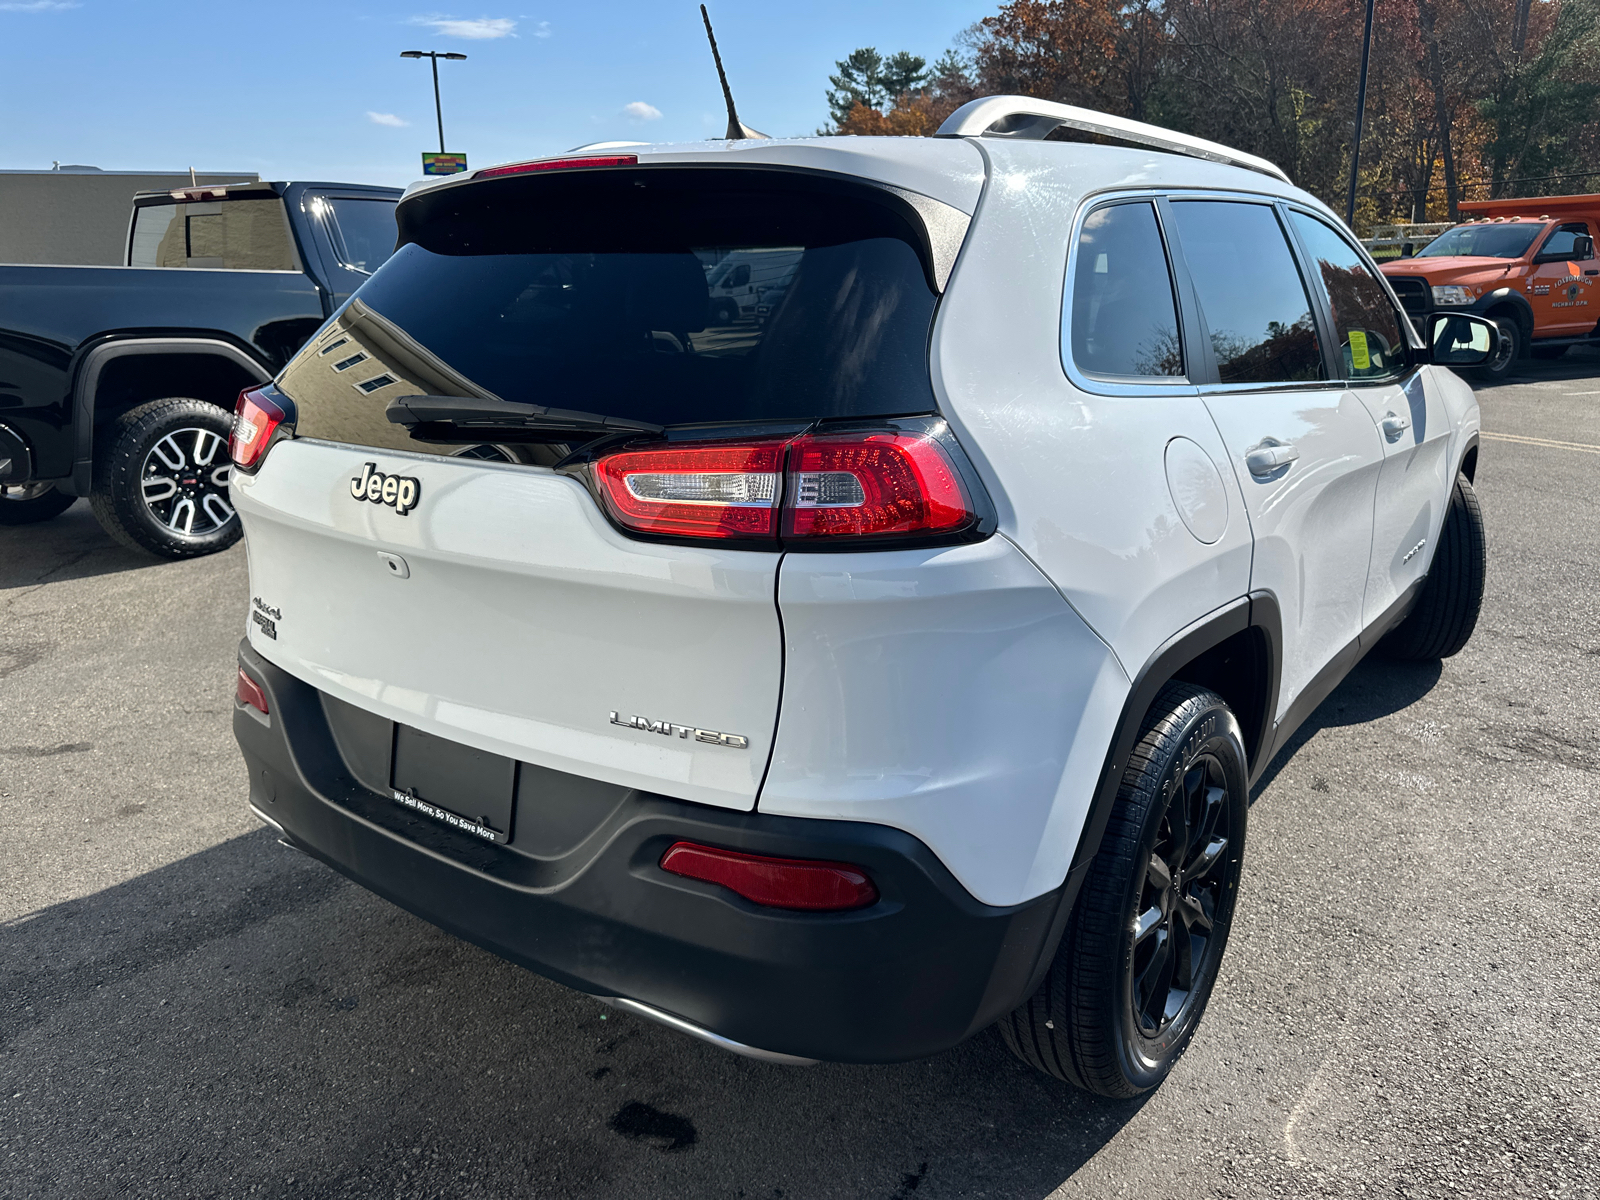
[
  {"xmin": 400, "ymin": 50, "xmax": 467, "ymax": 154},
  {"xmin": 1344, "ymin": 0, "xmax": 1376, "ymax": 227}
]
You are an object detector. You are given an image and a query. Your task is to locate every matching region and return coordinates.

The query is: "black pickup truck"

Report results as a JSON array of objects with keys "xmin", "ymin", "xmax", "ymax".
[{"xmin": 0, "ymin": 179, "xmax": 399, "ymax": 557}]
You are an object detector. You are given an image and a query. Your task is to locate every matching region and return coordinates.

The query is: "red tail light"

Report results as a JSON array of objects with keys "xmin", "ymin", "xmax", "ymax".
[
  {"xmin": 592, "ymin": 440, "xmax": 785, "ymax": 539},
  {"xmin": 588, "ymin": 422, "xmax": 986, "ymax": 546},
  {"xmin": 236, "ymin": 667, "xmax": 269, "ymax": 715},
  {"xmin": 783, "ymin": 430, "xmax": 973, "ymax": 539},
  {"xmin": 230, "ymin": 386, "xmax": 291, "ymax": 470},
  {"xmin": 659, "ymin": 841, "xmax": 878, "ymax": 911},
  {"xmin": 476, "ymin": 154, "xmax": 638, "ymax": 179}
]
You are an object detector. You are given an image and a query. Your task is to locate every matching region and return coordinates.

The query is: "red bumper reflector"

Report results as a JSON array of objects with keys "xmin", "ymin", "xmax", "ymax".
[
  {"xmin": 659, "ymin": 841, "xmax": 878, "ymax": 911},
  {"xmin": 236, "ymin": 668, "xmax": 269, "ymax": 715},
  {"xmin": 476, "ymin": 154, "xmax": 638, "ymax": 179}
]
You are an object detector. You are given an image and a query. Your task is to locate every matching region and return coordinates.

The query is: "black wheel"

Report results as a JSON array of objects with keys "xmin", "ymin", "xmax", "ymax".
[
  {"xmin": 712, "ymin": 299, "xmax": 738, "ymax": 325},
  {"xmin": 1470, "ymin": 316, "xmax": 1521, "ymax": 381},
  {"xmin": 1530, "ymin": 344, "xmax": 1568, "ymax": 361},
  {"xmin": 89, "ymin": 398, "xmax": 241, "ymax": 559},
  {"xmin": 1383, "ymin": 472, "xmax": 1486, "ymax": 660},
  {"xmin": 1000, "ymin": 683, "xmax": 1248, "ymax": 1097},
  {"xmin": 0, "ymin": 481, "xmax": 76, "ymax": 525}
]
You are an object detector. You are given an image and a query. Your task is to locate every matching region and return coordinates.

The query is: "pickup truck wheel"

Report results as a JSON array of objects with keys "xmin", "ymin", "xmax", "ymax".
[
  {"xmin": 1382, "ymin": 473, "xmax": 1485, "ymax": 661},
  {"xmin": 90, "ymin": 398, "xmax": 241, "ymax": 559},
  {"xmin": 998, "ymin": 683, "xmax": 1248, "ymax": 1097},
  {"xmin": 0, "ymin": 482, "xmax": 76, "ymax": 525},
  {"xmin": 1470, "ymin": 317, "xmax": 1521, "ymax": 381}
]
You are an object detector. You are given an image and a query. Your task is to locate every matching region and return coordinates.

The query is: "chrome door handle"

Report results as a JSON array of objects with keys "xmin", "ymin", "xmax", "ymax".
[
  {"xmin": 1380, "ymin": 412, "xmax": 1410, "ymax": 440},
  {"xmin": 1245, "ymin": 440, "xmax": 1300, "ymax": 476}
]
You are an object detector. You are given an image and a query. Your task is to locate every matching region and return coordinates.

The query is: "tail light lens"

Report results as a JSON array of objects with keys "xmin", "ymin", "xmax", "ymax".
[
  {"xmin": 475, "ymin": 154, "xmax": 638, "ymax": 179},
  {"xmin": 659, "ymin": 841, "xmax": 879, "ymax": 911},
  {"xmin": 230, "ymin": 386, "xmax": 292, "ymax": 471},
  {"xmin": 783, "ymin": 430, "xmax": 973, "ymax": 540},
  {"xmin": 592, "ymin": 441, "xmax": 785, "ymax": 539},
  {"xmin": 236, "ymin": 667, "xmax": 269, "ymax": 715},
  {"xmin": 587, "ymin": 420, "xmax": 988, "ymax": 548}
]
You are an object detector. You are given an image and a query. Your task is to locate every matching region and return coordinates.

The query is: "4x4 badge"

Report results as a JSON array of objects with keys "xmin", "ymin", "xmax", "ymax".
[{"xmin": 350, "ymin": 463, "xmax": 421, "ymax": 515}]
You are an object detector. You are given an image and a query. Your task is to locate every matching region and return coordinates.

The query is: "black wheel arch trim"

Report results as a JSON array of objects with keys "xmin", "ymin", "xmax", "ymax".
[
  {"xmin": 1458, "ymin": 432, "xmax": 1480, "ymax": 483},
  {"xmin": 1064, "ymin": 593, "xmax": 1281, "ymax": 891},
  {"xmin": 67, "ymin": 336, "xmax": 272, "ymax": 495},
  {"xmin": 1469, "ymin": 289, "xmax": 1535, "ymax": 335}
]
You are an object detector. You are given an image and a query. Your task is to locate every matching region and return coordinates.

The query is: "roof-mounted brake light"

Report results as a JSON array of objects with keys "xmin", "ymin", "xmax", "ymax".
[
  {"xmin": 475, "ymin": 154, "xmax": 638, "ymax": 180},
  {"xmin": 169, "ymin": 186, "xmax": 228, "ymax": 201}
]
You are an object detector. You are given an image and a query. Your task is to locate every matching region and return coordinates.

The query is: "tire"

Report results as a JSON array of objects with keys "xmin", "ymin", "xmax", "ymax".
[
  {"xmin": 1469, "ymin": 316, "xmax": 1521, "ymax": 381},
  {"xmin": 1382, "ymin": 473, "xmax": 1486, "ymax": 661},
  {"xmin": 1530, "ymin": 344, "xmax": 1568, "ymax": 361},
  {"xmin": 89, "ymin": 397, "xmax": 241, "ymax": 559},
  {"xmin": 712, "ymin": 299, "xmax": 738, "ymax": 325},
  {"xmin": 999, "ymin": 683, "xmax": 1249, "ymax": 1097},
  {"xmin": 0, "ymin": 482, "xmax": 76, "ymax": 525}
]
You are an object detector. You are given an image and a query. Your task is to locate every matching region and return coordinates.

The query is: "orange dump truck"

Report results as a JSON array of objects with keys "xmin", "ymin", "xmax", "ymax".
[{"xmin": 1380, "ymin": 194, "xmax": 1600, "ymax": 379}]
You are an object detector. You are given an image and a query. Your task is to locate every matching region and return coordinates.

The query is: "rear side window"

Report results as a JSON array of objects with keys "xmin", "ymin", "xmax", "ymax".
[
  {"xmin": 1170, "ymin": 201, "xmax": 1323, "ymax": 385},
  {"xmin": 315, "ymin": 196, "xmax": 398, "ymax": 273},
  {"xmin": 129, "ymin": 199, "xmax": 298, "ymax": 271},
  {"xmin": 278, "ymin": 167, "xmax": 940, "ymax": 453},
  {"xmin": 1069, "ymin": 202, "xmax": 1184, "ymax": 378}
]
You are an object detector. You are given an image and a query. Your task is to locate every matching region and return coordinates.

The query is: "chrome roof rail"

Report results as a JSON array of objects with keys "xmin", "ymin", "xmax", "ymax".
[{"xmin": 935, "ymin": 96, "xmax": 1292, "ymax": 186}]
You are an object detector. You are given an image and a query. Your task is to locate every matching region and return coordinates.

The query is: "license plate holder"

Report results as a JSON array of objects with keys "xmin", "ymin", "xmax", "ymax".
[{"xmin": 390, "ymin": 725, "xmax": 515, "ymax": 845}]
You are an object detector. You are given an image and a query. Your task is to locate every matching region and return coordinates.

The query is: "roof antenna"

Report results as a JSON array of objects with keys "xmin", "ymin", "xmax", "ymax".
[{"xmin": 700, "ymin": 5, "xmax": 768, "ymax": 140}]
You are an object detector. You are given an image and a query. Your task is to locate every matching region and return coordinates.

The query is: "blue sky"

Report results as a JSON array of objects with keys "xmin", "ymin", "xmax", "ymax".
[{"xmin": 0, "ymin": 1, "xmax": 993, "ymax": 187}]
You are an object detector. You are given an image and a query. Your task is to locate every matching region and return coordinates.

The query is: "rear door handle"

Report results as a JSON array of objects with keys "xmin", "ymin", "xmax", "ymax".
[
  {"xmin": 1380, "ymin": 412, "xmax": 1411, "ymax": 440},
  {"xmin": 1245, "ymin": 440, "xmax": 1300, "ymax": 476}
]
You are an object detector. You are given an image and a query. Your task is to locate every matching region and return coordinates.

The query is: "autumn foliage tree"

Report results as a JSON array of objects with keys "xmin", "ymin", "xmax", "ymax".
[{"xmin": 823, "ymin": 0, "xmax": 1600, "ymax": 228}]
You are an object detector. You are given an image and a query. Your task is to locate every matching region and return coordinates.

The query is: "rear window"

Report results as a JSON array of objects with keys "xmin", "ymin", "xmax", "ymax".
[
  {"xmin": 279, "ymin": 168, "xmax": 940, "ymax": 452},
  {"xmin": 129, "ymin": 198, "xmax": 298, "ymax": 271}
]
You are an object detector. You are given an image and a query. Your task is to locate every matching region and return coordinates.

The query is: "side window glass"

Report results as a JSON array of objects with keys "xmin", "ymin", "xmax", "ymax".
[
  {"xmin": 314, "ymin": 197, "xmax": 399, "ymax": 274},
  {"xmin": 1068, "ymin": 201, "xmax": 1184, "ymax": 378},
  {"xmin": 1287, "ymin": 211, "xmax": 1407, "ymax": 381},
  {"xmin": 1169, "ymin": 201, "xmax": 1323, "ymax": 385},
  {"xmin": 1540, "ymin": 223, "xmax": 1590, "ymax": 259}
]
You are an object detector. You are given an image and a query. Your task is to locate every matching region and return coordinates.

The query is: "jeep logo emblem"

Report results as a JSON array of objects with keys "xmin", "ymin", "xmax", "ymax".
[{"xmin": 350, "ymin": 463, "xmax": 421, "ymax": 515}]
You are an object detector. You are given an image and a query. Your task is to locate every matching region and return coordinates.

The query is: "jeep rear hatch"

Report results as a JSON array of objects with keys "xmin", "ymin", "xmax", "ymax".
[{"xmin": 234, "ymin": 164, "xmax": 948, "ymax": 811}]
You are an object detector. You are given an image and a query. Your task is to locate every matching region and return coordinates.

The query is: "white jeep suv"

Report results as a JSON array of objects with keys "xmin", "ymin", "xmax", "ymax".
[{"xmin": 228, "ymin": 98, "xmax": 1492, "ymax": 1096}]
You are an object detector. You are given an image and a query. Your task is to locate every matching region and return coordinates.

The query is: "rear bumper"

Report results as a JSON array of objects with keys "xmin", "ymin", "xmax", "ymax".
[{"xmin": 234, "ymin": 640, "xmax": 1070, "ymax": 1063}]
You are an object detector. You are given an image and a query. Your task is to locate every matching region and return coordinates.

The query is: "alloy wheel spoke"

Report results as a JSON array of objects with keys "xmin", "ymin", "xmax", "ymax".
[
  {"xmin": 1133, "ymin": 904, "xmax": 1165, "ymax": 944},
  {"xmin": 142, "ymin": 477, "xmax": 178, "ymax": 503},
  {"xmin": 1187, "ymin": 834, "xmax": 1228, "ymax": 880},
  {"xmin": 151, "ymin": 436, "xmax": 187, "ymax": 472},
  {"xmin": 1135, "ymin": 927, "xmax": 1172, "ymax": 1028},
  {"xmin": 1175, "ymin": 891, "xmax": 1213, "ymax": 931},
  {"xmin": 201, "ymin": 493, "xmax": 234, "ymax": 526},
  {"xmin": 1146, "ymin": 853, "xmax": 1172, "ymax": 892},
  {"xmin": 170, "ymin": 497, "xmax": 197, "ymax": 535}
]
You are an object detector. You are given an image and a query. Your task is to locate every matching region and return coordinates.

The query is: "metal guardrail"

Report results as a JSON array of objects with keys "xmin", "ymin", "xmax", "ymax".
[{"xmin": 1363, "ymin": 222, "xmax": 1453, "ymax": 259}]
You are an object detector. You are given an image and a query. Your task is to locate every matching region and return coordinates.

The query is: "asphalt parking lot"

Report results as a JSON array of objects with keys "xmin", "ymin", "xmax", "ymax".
[{"xmin": 2, "ymin": 357, "xmax": 1597, "ymax": 1200}]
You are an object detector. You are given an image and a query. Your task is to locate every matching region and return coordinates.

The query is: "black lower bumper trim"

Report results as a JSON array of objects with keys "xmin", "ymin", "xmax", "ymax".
[{"xmin": 233, "ymin": 641, "xmax": 1072, "ymax": 1063}]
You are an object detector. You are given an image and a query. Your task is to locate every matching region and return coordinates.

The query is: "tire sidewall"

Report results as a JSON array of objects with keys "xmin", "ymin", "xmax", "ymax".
[
  {"xmin": 1476, "ymin": 317, "xmax": 1521, "ymax": 380},
  {"xmin": 1112, "ymin": 700, "xmax": 1249, "ymax": 1091}
]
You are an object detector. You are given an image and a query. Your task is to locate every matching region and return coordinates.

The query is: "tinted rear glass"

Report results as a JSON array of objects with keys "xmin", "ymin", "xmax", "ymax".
[
  {"xmin": 129, "ymin": 199, "xmax": 298, "ymax": 270},
  {"xmin": 280, "ymin": 168, "xmax": 940, "ymax": 450}
]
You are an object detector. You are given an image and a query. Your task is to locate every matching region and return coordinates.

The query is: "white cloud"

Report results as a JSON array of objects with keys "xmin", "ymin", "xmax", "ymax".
[
  {"xmin": 412, "ymin": 15, "xmax": 516, "ymax": 39},
  {"xmin": 0, "ymin": 1, "xmax": 80, "ymax": 10},
  {"xmin": 623, "ymin": 101, "xmax": 662, "ymax": 123},
  {"xmin": 531, "ymin": 20, "xmax": 550, "ymax": 37},
  {"xmin": 367, "ymin": 112, "xmax": 409, "ymax": 128}
]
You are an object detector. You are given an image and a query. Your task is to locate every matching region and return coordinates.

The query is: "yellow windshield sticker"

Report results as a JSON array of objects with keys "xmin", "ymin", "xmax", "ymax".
[{"xmin": 1349, "ymin": 329, "xmax": 1371, "ymax": 371}]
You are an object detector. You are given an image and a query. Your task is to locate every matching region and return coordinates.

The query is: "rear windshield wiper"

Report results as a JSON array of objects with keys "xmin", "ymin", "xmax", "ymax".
[{"xmin": 386, "ymin": 395, "xmax": 663, "ymax": 441}]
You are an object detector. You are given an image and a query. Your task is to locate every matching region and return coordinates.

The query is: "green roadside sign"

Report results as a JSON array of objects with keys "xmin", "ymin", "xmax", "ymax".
[{"xmin": 421, "ymin": 152, "xmax": 468, "ymax": 176}]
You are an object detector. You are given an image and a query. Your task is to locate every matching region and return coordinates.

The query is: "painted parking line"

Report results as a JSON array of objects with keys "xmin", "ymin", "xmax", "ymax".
[
  {"xmin": 1562, "ymin": 390, "xmax": 1600, "ymax": 396},
  {"xmin": 1482, "ymin": 431, "xmax": 1600, "ymax": 454}
]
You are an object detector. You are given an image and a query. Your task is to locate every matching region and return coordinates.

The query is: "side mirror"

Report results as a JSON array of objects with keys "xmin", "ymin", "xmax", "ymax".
[
  {"xmin": 1425, "ymin": 312, "xmax": 1496, "ymax": 366},
  {"xmin": 1575, "ymin": 234, "xmax": 1594, "ymax": 260}
]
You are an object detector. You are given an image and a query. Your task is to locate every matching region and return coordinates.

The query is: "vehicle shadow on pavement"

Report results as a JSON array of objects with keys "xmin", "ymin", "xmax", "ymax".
[
  {"xmin": 1251, "ymin": 655, "xmax": 1443, "ymax": 799},
  {"xmin": 0, "ymin": 829, "xmax": 1145, "ymax": 1199},
  {"xmin": 0, "ymin": 502, "xmax": 172, "ymax": 590}
]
